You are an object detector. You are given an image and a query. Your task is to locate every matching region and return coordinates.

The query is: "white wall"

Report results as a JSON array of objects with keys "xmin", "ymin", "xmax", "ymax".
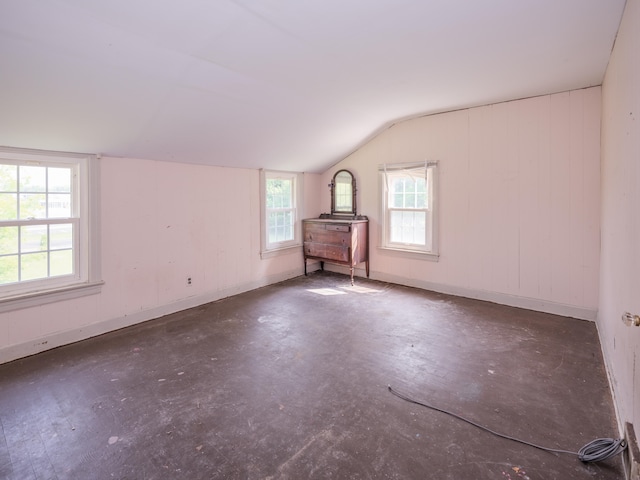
[
  {"xmin": 599, "ymin": 0, "xmax": 640, "ymax": 431},
  {"xmin": 323, "ymin": 88, "xmax": 602, "ymax": 320},
  {"xmin": 0, "ymin": 158, "xmax": 319, "ymax": 362}
]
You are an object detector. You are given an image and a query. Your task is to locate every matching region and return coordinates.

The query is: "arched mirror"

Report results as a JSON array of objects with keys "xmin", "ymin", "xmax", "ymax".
[{"xmin": 330, "ymin": 169, "xmax": 357, "ymax": 216}]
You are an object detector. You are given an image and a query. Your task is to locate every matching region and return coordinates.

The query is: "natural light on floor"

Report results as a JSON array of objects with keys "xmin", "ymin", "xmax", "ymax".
[
  {"xmin": 340, "ymin": 285, "xmax": 380, "ymax": 293},
  {"xmin": 307, "ymin": 288, "xmax": 347, "ymax": 296},
  {"xmin": 307, "ymin": 285, "xmax": 381, "ymax": 295}
]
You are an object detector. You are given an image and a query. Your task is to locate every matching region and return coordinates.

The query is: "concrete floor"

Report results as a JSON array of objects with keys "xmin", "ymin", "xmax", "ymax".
[{"xmin": 0, "ymin": 272, "xmax": 624, "ymax": 479}]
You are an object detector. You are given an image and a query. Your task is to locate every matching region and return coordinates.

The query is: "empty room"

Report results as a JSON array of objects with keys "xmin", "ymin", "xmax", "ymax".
[{"xmin": 0, "ymin": 1, "xmax": 639, "ymax": 479}]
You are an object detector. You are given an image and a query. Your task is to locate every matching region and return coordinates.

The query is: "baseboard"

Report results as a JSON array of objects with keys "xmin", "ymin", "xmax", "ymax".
[
  {"xmin": 323, "ymin": 265, "xmax": 597, "ymax": 321},
  {"xmin": 0, "ymin": 267, "xmax": 304, "ymax": 365},
  {"xmin": 625, "ymin": 423, "xmax": 640, "ymax": 480},
  {"xmin": 376, "ymin": 271, "xmax": 597, "ymax": 320},
  {"xmin": 2, "ymin": 265, "xmax": 598, "ymax": 365}
]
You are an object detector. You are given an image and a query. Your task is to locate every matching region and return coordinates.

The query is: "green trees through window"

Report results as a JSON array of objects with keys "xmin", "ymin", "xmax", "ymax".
[{"xmin": 0, "ymin": 163, "xmax": 74, "ymax": 285}]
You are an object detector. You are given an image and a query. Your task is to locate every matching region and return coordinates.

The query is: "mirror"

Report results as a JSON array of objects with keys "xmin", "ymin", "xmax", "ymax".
[{"xmin": 330, "ymin": 169, "xmax": 357, "ymax": 216}]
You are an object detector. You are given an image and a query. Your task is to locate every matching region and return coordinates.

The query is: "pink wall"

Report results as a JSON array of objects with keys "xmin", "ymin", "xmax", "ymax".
[
  {"xmin": 0, "ymin": 89, "xmax": 605, "ymax": 364},
  {"xmin": 322, "ymin": 88, "xmax": 602, "ymax": 319},
  {"xmin": 599, "ymin": 0, "xmax": 640, "ymax": 431},
  {"xmin": 0, "ymin": 158, "xmax": 319, "ymax": 362}
]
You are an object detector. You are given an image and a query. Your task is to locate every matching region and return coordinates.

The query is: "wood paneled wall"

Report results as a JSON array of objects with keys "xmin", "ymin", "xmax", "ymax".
[
  {"xmin": 324, "ymin": 87, "xmax": 601, "ymax": 318},
  {"xmin": 599, "ymin": 0, "xmax": 640, "ymax": 434},
  {"xmin": 0, "ymin": 159, "xmax": 320, "ymax": 362}
]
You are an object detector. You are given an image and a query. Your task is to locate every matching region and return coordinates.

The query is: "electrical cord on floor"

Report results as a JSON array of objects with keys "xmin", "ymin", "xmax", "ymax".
[{"xmin": 387, "ymin": 385, "xmax": 627, "ymax": 463}]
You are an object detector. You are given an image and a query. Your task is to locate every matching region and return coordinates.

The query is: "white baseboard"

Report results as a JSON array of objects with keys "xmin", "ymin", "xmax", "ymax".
[
  {"xmin": 323, "ymin": 265, "xmax": 597, "ymax": 321},
  {"xmin": 0, "ymin": 267, "xmax": 304, "ymax": 365}
]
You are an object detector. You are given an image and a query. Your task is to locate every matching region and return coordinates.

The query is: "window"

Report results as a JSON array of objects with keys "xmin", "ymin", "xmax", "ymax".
[
  {"xmin": 0, "ymin": 147, "xmax": 101, "ymax": 311},
  {"xmin": 379, "ymin": 162, "xmax": 438, "ymax": 259},
  {"xmin": 260, "ymin": 170, "xmax": 302, "ymax": 257}
]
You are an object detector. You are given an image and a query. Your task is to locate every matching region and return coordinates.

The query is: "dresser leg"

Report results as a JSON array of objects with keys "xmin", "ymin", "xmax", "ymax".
[
  {"xmin": 366, "ymin": 261, "xmax": 370, "ymax": 278},
  {"xmin": 350, "ymin": 268, "xmax": 354, "ymax": 286},
  {"xmin": 304, "ymin": 259, "xmax": 307, "ymax": 276}
]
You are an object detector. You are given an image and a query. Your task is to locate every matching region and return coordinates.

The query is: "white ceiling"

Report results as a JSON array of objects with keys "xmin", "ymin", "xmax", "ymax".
[{"xmin": 0, "ymin": 0, "xmax": 626, "ymax": 173}]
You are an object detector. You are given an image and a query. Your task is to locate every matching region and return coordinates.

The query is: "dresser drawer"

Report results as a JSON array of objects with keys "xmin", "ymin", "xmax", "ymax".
[
  {"xmin": 304, "ymin": 228, "xmax": 350, "ymax": 245},
  {"xmin": 304, "ymin": 242, "xmax": 350, "ymax": 262},
  {"xmin": 304, "ymin": 222, "xmax": 350, "ymax": 233}
]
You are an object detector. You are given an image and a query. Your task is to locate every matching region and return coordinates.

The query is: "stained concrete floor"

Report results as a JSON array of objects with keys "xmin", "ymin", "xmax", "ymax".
[{"xmin": 0, "ymin": 272, "xmax": 624, "ymax": 479}]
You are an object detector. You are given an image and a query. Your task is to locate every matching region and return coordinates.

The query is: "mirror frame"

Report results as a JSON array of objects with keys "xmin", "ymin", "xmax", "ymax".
[{"xmin": 330, "ymin": 169, "xmax": 357, "ymax": 216}]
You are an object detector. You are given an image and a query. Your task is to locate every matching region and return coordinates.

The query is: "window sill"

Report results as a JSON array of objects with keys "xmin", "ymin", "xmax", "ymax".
[
  {"xmin": 378, "ymin": 246, "xmax": 439, "ymax": 262},
  {"xmin": 260, "ymin": 244, "xmax": 302, "ymax": 259},
  {"xmin": 0, "ymin": 281, "xmax": 104, "ymax": 314}
]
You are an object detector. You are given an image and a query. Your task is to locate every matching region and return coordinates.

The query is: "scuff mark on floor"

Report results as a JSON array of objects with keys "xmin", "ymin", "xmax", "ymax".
[{"xmin": 265, "ymin": 426, "xmax": 345, "ymax": 479}]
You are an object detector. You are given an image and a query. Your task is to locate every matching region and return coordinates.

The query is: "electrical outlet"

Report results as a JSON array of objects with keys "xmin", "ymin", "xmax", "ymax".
[
  {"xmin": 625, "ymin": 422, "xmax": 640, "ymax": 480},
  {"xmin": 187, "ymin": 277, "xmax": 192, "ymax": 286}
]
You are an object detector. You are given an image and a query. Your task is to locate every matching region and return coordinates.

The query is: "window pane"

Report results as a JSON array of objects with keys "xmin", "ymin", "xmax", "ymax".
[
  {"xmin": 0, "ymin": 255, "xmax": 18, "ymax": 284},
  {"xmin": 282, "ymin": 186, "xmax": 291, "ymax": 208},
  {"xmin": 416, "ymin": 177, "xmax": 427, "ymax": 208},
  {"xmin": 268, "ymin": 227, "xmax": 276, "ymax": 243},
  {"xmin": 21, "ymin": 252, "xmax": 48, "ymax": 281},
  {"xmin": 390, "ymin": 210, "xmax": 426, "ymax": 245},
  {"xmin": 50, "ymin": 224, "xmax": 73, "ymax": 250},
  {"xmin": 391, "ymin": 193, "xmax": 403, "ymax": 208},
  {"xmin": 391, "ymin": 179, "xmax": 407, "ymax": 208},
  {"xmin": 0, "ymin": 193, "xmax": 17, "ymax": 219},
  {"xmin": 0, "ymin": 226, "xmax": 19, "ymax": 255},
  {"xmin": 48, "ymin": 193, "xmax": 71, "ymax": 218},
  {"xmin": 269, "ymin": 211, "xmax": 282, "ymax": 228},
  {"xmin": 416, "ymin": 192, "xmax": 427, "ymax": 209},
  {"xmin": 268, "ymin": 211, "xmax": 293, "ymax": 243},
  {"xmin": 48, "ymin": 167, "xmax": 71, "ymax": 193},
  {"xmin": 21, "ymin": 225, "xmax": 47, "ymax": 253},
  {"xmin": 266, "ymin": 179, "xmax": 292, "ymax": 209},
  {"xmin": 0, "ymin": 164, "xmax": 17, "ymax": 191},
  {"xmin": 19, "ymin": 166, "xmax": 46, "ymax": 192},
  {"xmin": 404, "ymin": 179, "xmax": 415, "ymax": 193},
  {"xmin": 389, "ymin": 176, "xmax": 427, "ymax": 210},
  {"xmin": 50, "ymin": 249, "xmax": 73, "ymax": 277},
  {"xmin": 19, "ymin": 193, "xmax": 46, "ymax": 219}
]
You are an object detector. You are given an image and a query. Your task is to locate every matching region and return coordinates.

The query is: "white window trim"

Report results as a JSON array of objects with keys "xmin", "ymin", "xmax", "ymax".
[
  {"xmin": 0, "ymin": 146, "xmax": 102, "ymax": 313},
  {"xmin": 259, "ymin": 169, "xmax": 303, "ymax": 259},
  {"xmin": 378, "ymin": 161, "xmax": 439, "ymax": 261}
]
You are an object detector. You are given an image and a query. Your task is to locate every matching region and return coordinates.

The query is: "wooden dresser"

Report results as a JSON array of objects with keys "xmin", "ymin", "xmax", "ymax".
[{"xmin": 302, "ymin": 217, "xmax": 369, "ymax": 284}]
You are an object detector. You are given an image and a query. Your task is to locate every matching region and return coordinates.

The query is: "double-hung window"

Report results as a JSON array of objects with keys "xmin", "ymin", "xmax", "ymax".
[
  {"xmin": 0, "ymin": 147, "xmax": 101, "ymax": 311},
  {"xmin": 379, "ymin": 161, "xmax": 438, "ymax": 259},
  {"xmin": 260, "ymin": 170, "xmax": 302, "ymax": 257}
]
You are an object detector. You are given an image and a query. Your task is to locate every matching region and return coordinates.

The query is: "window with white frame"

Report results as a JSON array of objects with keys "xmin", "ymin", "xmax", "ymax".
[
  {"xmin": 260, "ymin": 170, "xmax": 302, "ymax": 257},
  {"xmin": 379, "ymin": 161, "xmax": 438, "ymax": 258},
  {"xmin": 0, "ymin": 147, "xmax": 101, "ymax": 310}
]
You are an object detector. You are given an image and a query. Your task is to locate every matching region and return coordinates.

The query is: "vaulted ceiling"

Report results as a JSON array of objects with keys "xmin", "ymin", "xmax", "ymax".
[{"xmin": 0, "ymin": 1, "xmax": 626, "ymax": 173}]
